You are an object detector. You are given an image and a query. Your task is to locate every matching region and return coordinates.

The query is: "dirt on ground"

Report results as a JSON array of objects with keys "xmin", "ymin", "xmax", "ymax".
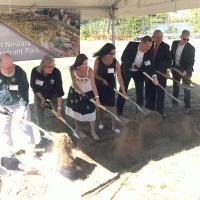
[
  {"xmin": 1, "ymin": 85, "xmax": 200, "ymax": 199},
  {"xmin": 28, "ymin": 85, "xmax": 200, "ymax": 172}
]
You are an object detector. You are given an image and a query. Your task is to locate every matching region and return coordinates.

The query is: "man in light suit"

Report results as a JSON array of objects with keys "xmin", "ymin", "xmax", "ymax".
[
  {"xmin": 170, "ymin": 30, "xmax": 195, "ymax": 114},
  {"xmin": 150, "ymin": 30, "xmax": 172, "ymax": 118},
  {"xmin": 117, "ymin": 36, "xmax": 158, "ymax": 116}
]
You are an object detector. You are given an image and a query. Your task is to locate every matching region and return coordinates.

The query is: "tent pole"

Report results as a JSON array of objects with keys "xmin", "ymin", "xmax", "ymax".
[
  {"xmin": 110, "ymin": 8, "xmax": 118, "ymax": 88},
  {"xmin": 112, "ymin": 17, "xmax": 115, "ymax": 46},
  {"xmin": 107, "ymin": 19, "xmax": 111, "ymax": 43},
  {"xmin": 111, "ymin": 8, "xmax": 115, "ymax": 46}
]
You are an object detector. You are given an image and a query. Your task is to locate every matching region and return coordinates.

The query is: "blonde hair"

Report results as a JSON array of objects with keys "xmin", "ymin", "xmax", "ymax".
[
  {"xmin": 181, "ymin": 30, "xmax": 190, "ymax": 36},
  {"xmin": 37, "ymin": 55, "xmax": 55, "ymax": 73}
]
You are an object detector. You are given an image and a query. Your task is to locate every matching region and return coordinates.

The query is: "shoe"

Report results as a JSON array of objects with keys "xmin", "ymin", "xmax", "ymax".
[
  {"xmin": 1, "ymin": 156, "xmax": 21, "ymax": 170},
  {"xmin": 91, "ymin": 132, "xmax": 100, "ymax": 141},
  {"xmin": 99, "ymin": 124, "xmax": 104, "ymax": 129},
  {"xmin": 112, "ymin": 128, "xmax": 120, "ymax": 134},
  {"xmin": 159, "ymin": 112, "xmax": 166, "ymax": 118},
  {"xmin": 169, "ymin": 104, "xmax": 178, "ymax": 109},
  {"xmin": 184, "ymin": 108, "xmax": 190, "ymax": 114},
  {"xmin": 36, "ymin": 137, "xmax": 52, "ymax": 148},
  {"xmin": 118, "ymin": 113, "xmax": 123, "ymax": 117}
]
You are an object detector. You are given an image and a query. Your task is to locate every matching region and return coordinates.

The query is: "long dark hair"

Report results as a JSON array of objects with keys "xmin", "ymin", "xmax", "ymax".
[
  {"xmin": 93, "ymin": 43, "xmax": 115, "ymax": 57},
  {"xmin": 70, "ymin": 54, "xmax": 88, "ymax": 70}
]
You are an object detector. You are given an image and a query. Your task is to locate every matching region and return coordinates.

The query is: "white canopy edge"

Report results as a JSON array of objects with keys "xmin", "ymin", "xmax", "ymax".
[{"xmin": 0, "ymin": 0, "xmax": 200, "ymax": 20}]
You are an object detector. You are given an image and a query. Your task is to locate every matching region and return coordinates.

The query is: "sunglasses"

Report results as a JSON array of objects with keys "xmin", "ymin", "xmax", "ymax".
[
  {"xmin": 110, "ymin": 52, "xmax": 115, "ymax": 55},
  {"xmin": 183, "ymin": 38, "xmax": 189, "ymax": 41}
]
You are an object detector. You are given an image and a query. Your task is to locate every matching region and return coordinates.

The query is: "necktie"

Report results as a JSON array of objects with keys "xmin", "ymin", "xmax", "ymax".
[{"xmin": 154, "ymin": 44, "xmax": 158, "ymax": 60}]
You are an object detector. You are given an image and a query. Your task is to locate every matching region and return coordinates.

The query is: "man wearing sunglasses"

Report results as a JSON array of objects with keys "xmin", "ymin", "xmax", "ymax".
[{"xmin": 170, "ymin": 30, "xmax": 195, "ymax": 114}]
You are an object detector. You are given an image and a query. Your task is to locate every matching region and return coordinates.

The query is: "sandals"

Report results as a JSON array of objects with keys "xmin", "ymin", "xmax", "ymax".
[
  {"xmin": 99, "ymin": 124, "xmax": 104, "ymax": 129},
  {"xmin": 112, "ymin": 128, "xmax": 120, "ymax": 134},
  {"xmin": 91, "ymin": 132, "xmax": 100, "ymax": 141}
]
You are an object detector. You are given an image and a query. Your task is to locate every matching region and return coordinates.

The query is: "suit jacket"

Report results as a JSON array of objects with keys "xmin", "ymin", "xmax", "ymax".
[
  {"xmin": 151, "ymin": 41, "xmax": 172, "ymax": 73},
  {"xmin": 171, "ymin": 40, "xmax": 195, "ymax": 72},
  {"xmin": 121, "ymin": 42, "xmax": 155, "ymax": 76}
]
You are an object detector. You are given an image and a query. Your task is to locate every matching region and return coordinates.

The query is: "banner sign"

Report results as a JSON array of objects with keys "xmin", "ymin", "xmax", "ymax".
[{"xmin": 0, "ymin": 9, "xmax": 80, "ymax": 61}]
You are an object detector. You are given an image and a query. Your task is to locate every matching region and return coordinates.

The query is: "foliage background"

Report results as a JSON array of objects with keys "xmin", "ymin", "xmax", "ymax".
[{"xmin": 80, "ymin": 9, "xmax": 200, "ymax": 41}]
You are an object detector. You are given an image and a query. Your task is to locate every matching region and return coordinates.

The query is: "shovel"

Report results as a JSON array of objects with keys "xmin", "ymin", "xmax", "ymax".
[
  {"xmin": 0, "ymin": 109, "xmax": 53, "ymax": 140},
  {"xmin": 42, "ymin": 101, "xmax": 80, "ymax": 139},
  {"xmin": 143, "ymin": 71, "xmax": 184, "ymax": 105},
  {"xmin": 173, "ymin": 68, "xmax": 200, "ymax": 88},
  {"xmin": 81, "ymin": 95, "xmax": 123, "ymax": 124},
  {"xmin": 156, "ymin": 70, "xmax": 195, "ymax": 91},
  {"xmin": 112, "ymin": 88, "xmax": 147, "ymax": 115}
]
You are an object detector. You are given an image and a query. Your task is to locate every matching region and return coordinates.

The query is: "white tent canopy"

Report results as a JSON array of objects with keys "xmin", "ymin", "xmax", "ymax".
[{"xmin": 0, "ymin": 0, "xmax": 200, "ymax": 20}]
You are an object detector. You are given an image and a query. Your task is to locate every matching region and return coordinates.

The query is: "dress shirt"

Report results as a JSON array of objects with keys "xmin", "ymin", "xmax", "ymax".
[
  {"xmin": 130, "ymin": 49, "xmax": 144, "ymax": 72},
  {"xmin": 175, "ymin": 43, "xmax": 185, "ymax": 67}
]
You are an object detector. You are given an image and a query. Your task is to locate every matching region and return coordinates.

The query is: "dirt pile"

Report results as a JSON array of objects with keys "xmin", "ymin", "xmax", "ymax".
[
  {"xmin": 77, "ymin": 109, "xmax": 199, "ymax": 170},
  {"xmin": 0, "ymin": 133, "xmax": 96, "ymax": 199},
  {"xmin": 136, "ymin": 108, "xmax": 199, "ymax": 144},
  {"xmin": 53, "ymin": 133, "xmax": 96, "ymax": 180}
]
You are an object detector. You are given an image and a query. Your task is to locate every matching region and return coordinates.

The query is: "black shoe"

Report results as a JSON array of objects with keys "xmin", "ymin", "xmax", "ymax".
[
  {"xmin": 1, "ymin": 156, "xmax": 21, "ymax": 170},
  {"xmin": 118, "ymin": 113, "xmax": 123, "ymax": 117},
  {"xmin": 36, "ymin": 137, "xmax": 52, "ymax": 148},
  {"xmin": 159, "ymin": 112, "xmax": 166, "ymax": 118}
]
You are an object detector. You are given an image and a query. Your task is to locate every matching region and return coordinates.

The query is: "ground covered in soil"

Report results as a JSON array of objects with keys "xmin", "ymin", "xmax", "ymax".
[{"xmin": 19, "ymin": 84, "xmax": 200, "ymax": 199}]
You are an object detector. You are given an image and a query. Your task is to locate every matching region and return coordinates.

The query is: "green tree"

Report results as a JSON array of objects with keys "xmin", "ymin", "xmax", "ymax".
[{"xmin": 187, "ymin": 8, "xmax": 200, "ymax": 32}]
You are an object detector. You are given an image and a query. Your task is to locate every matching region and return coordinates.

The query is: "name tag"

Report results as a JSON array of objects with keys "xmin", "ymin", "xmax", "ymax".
[
  {"xmin": 144, "ymin": 60, "xmax": 151, "ymax": 66},
  {"xmin": 9, "ymin": 85, "xmax": 18, "ymax": 90},
  {"xmin": 108, "ymin": 68, "xmax": 114, "ymax": 74},
  {"xmin": 35, "ymin": 79, "xmax": 44, "ymax": 86}
]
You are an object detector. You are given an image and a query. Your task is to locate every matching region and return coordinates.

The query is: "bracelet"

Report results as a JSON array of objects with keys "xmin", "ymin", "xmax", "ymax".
[
  {"xmin": 95, "ymin": 96, "xmax": 99, "ymax": 98},
  {"xmin": 152, "ymin": 74, "xmax": 157, "ymax": 78},
  {"xmin": 57, "ymin": 107, "xmax": 62, "ymax": 110}
]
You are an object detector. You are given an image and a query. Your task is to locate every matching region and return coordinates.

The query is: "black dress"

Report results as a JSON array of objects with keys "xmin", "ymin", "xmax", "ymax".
[{"xmin": 95, "ymin": 57, "xmax": 116, "ymax": 107}]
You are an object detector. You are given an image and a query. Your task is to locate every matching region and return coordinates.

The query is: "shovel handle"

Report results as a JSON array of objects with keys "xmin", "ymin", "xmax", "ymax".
[
  {"xmin": 51, "ymin": 109, "xmax": 66, "ymax": 123},
  {"xmin": 90, "ymin": 99, "xmax": 106, "ymax": 110},
  {"xmin": 156, "ymin": 71, "xmax": 168, "ymax": 79},
  {"xmin": 173, "ymin": 68, "xmax": 195, "ymax": 86},
  {"xmin": 113, "ymin": 88, "xmax": 128, "ymax": 100},
  {"xmin": 143, "ymin": 72, "xmax": 154, "ymax": 81},
  {"xmin": 173, "ymin": 68, "xmax": 183, "ymax": 76}
]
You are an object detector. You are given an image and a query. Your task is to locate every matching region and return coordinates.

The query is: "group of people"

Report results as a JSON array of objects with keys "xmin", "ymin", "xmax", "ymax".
[
  {"xmin": 0, "ymin": 29, "xmax": 195, "ymax": 160},
  {"xmin": 65, "ymin": 43, "xmax": 127, "ymax": 140},
  {"xmin": 117, "ymin": 29, "xmax": 195, "ymax": 118}
]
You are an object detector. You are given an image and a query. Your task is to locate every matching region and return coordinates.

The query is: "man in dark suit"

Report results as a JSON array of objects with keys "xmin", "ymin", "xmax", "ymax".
[
  {"xmin": 151, "ymin": 30, "xmax": 172, "ymax": 118},
  {"xmin": 170, "ymin": 30, "xmax": 195, "ymax": 114},
  {"xmin": 117, "ymin": 36, "xmax": 158, "ymax": 116}
]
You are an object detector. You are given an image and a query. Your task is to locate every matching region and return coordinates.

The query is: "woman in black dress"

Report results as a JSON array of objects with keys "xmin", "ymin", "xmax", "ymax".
[{"xmin": 93, "ymin": 43, "xmax": 127, "ymax": 133}]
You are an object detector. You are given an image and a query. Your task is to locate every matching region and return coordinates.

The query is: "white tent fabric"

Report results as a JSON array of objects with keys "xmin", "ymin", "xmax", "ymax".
[{"xmin": 0, "ymin": 0, "xmax": 200, "ymax": 20}]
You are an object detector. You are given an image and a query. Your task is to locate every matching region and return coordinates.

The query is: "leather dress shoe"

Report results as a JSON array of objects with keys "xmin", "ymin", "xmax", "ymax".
[
  {"xmin": 159, "ymin": 112, "xmax": 166, "ymax": 118},
  {"xmin": 184, "ymin": 108, "xmax": 190, "ymax": 114},
  {"xmin": 36, "ymin": 137, "xmax": 52, "ymax": 148}
]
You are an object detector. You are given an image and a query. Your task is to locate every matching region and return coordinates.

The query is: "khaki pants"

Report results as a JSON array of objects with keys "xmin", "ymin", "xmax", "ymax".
[
  {"xmin": 34, "ymin": 94, "xmax": 68, "ymax": 136},
  {"xmin": 0, "ymin": 103, "xmax": 35, "ymax": 158}
]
